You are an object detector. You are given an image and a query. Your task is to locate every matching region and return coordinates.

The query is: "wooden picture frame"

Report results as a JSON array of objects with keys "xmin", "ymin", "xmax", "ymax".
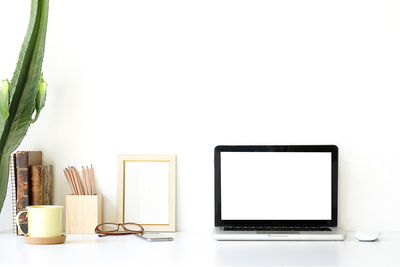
[{"xmin": 117, "ymin": 154, "xmax": 176, "ymax": 232}]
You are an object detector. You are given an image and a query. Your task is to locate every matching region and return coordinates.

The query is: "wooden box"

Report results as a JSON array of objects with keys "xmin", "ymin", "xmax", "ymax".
[{"xmin": 66, "ymin": 194, "xmax": 103, "ymax": 234}]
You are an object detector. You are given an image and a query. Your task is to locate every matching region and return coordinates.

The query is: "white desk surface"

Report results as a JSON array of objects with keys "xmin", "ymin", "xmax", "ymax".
[{"xmin": 0, "ymin": 231, "xmax": 398, "ymax": 266}]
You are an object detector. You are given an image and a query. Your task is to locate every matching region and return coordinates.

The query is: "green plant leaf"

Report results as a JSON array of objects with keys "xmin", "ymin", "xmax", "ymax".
[
  {"xmin": 0, "ymin": 80, "xmax": 10, "ymax": 122},
  {"xmin": 0, "ymin": 0, "xmax": 49, "ymax": 213},
  {"xmin": 32, "ymin": 73, "xmax": 47, "ymax": 123}
]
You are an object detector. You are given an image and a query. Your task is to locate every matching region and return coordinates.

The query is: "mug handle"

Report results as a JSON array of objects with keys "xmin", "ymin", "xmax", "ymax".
[{"xmin": 16, "ymin": 210, "xmax": 28, "ymax": 235}]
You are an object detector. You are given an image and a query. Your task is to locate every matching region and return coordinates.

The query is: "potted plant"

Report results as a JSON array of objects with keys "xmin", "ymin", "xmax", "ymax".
[{"xmin": 0, "ymin": 0, "xmax": 49, "ymax": 213}]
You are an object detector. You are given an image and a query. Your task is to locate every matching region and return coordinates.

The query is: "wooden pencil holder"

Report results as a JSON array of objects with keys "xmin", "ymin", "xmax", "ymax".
[{"xmin": 65, "ymin": 194, "xmax": 103, "ymax": 234}]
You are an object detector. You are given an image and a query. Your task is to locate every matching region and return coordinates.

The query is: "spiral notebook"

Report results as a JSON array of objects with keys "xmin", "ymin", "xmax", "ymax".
[{"xmin": 10, "ymin": 153, "xmax": 17, "ymax": 234}]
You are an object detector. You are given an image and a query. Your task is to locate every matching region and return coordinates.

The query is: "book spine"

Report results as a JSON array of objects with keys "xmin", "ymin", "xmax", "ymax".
[
  {"xmin": 42, "ymin": 165, "xmax": 53, "ymax": 205},
  {"xmin": 30, "ymin": 165, "xmax": 42, "ymax": 205},
  {"xmin": 10, "ymin": 153, "xmax": 17, "ymax": 234},
  {"xmin": 16, "ymin": 152, "xmax": 29, "ymax": 236}
]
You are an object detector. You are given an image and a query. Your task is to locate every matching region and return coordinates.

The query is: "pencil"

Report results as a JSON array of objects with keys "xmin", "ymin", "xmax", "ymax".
[
  {"xmin": 66, "ymin": 168, "xmax": 78, "ymax": 195},
  {"xmin": 70, "ymin": 167, "xmax": 82, "ymax": 195},
  {"xmin": 85, "ymin": 166, "xmax": 90, "ymax": 195},
  {"xmin": 82, "ymin": 167, "xmax": 89, "ymax": 195},
  {"xmin": 90, "ymin": 165, "xmax": 95, "ymax": 195},
  {"xmin": 79, "ymin": 168, "xmax": 86, "ymax": 195},
  {"xmin": 74, "ymin": 167, "xmax": 85, "ymax": 195},
  {"xmin": 63, "ymin": 168, "xmax": 76, "ymax": 195}
]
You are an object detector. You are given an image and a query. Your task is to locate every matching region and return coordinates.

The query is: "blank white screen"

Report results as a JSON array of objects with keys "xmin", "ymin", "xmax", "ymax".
[
  {"xmin": 221, "ymin": 152, "xmax": 331, "ymax": 220},
  {"xmin": 124, "ymin": 161, "xmax": 169, "ymax": 224}
]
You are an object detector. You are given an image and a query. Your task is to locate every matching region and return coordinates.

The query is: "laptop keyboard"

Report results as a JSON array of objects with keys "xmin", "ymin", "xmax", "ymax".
[{"xmin": 223, "ymin": 226, "xmax": 332, "ymax": 232}]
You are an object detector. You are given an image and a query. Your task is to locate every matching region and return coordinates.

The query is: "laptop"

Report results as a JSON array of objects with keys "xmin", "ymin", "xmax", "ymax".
[{"xmin": 213, "ymin": 145, "xmax": 346, "ymax": 241}]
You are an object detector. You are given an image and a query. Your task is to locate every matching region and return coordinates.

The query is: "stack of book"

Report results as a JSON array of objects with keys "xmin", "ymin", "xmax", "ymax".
[{"xmin": 10, "ymin": 151, "xmax": 54, "ymax": 235}]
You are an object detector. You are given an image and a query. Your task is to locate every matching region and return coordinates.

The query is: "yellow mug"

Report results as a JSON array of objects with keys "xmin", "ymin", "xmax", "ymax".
[{"xmin": 16, "ymin": 205, "xmax": 63, "ymax": 237}]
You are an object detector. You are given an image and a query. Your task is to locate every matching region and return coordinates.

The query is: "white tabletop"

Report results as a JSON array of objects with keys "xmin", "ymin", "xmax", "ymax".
[{"xmin": 0, "ymin": 231, "xmax": 398, "ymax": 266}]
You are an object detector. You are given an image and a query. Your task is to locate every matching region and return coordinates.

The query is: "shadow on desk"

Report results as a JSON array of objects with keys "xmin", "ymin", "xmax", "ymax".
[
  {"xmin": 213, "ymin": 235, "xmax": 396, "ymax": 267},
  {"xmin": 64, "ymin": 238, "xmax": 99, "ymax": 244},
  {"xmin": 215, "ymin": 242, "xmax": 343, "ymax": 266}
]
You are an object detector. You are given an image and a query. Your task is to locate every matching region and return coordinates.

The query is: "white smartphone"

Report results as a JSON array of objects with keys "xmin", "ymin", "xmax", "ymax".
[{"xmin": 136, "ymin": 233, "xmax": 174, "ymax": 242}]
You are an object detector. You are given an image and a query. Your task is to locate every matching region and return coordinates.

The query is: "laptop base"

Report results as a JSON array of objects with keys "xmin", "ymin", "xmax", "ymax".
[{"xmin": 213, "ymin": 227, "xmax": 346, "ymax": 241}]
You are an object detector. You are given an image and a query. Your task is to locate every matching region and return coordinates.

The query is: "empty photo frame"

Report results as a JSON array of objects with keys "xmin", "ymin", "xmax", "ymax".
[{"xmin": 117, "ymin": 154, "xmax": 176, "ymax": 232}]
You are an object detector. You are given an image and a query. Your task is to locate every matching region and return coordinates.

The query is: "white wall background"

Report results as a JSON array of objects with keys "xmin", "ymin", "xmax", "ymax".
[{"xmin": 0, "ymin": 0, "xmax": 400, "ymax": 232}]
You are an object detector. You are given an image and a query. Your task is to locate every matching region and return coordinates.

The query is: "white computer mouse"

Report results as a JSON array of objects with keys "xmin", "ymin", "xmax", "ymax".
[{"xmin": 355, "ymin": 232, "xmax": 381, "ymax": 242}]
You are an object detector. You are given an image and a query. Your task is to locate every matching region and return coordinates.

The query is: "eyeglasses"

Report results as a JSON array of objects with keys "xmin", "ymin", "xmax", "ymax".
[{"xmin": 95, "ymin": 222, "xmax": 144, "ymax": 237}]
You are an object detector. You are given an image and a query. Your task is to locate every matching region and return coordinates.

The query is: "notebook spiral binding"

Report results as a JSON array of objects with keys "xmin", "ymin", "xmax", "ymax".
[{"xmin": 10, "ymin": 153, "xmax": 17, "ymax": 234}]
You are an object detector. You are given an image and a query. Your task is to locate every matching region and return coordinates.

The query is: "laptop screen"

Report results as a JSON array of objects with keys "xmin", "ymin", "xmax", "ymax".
[{"xmin": 215, "ymin": 146, "xmax": 338, "ymax": 226}]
